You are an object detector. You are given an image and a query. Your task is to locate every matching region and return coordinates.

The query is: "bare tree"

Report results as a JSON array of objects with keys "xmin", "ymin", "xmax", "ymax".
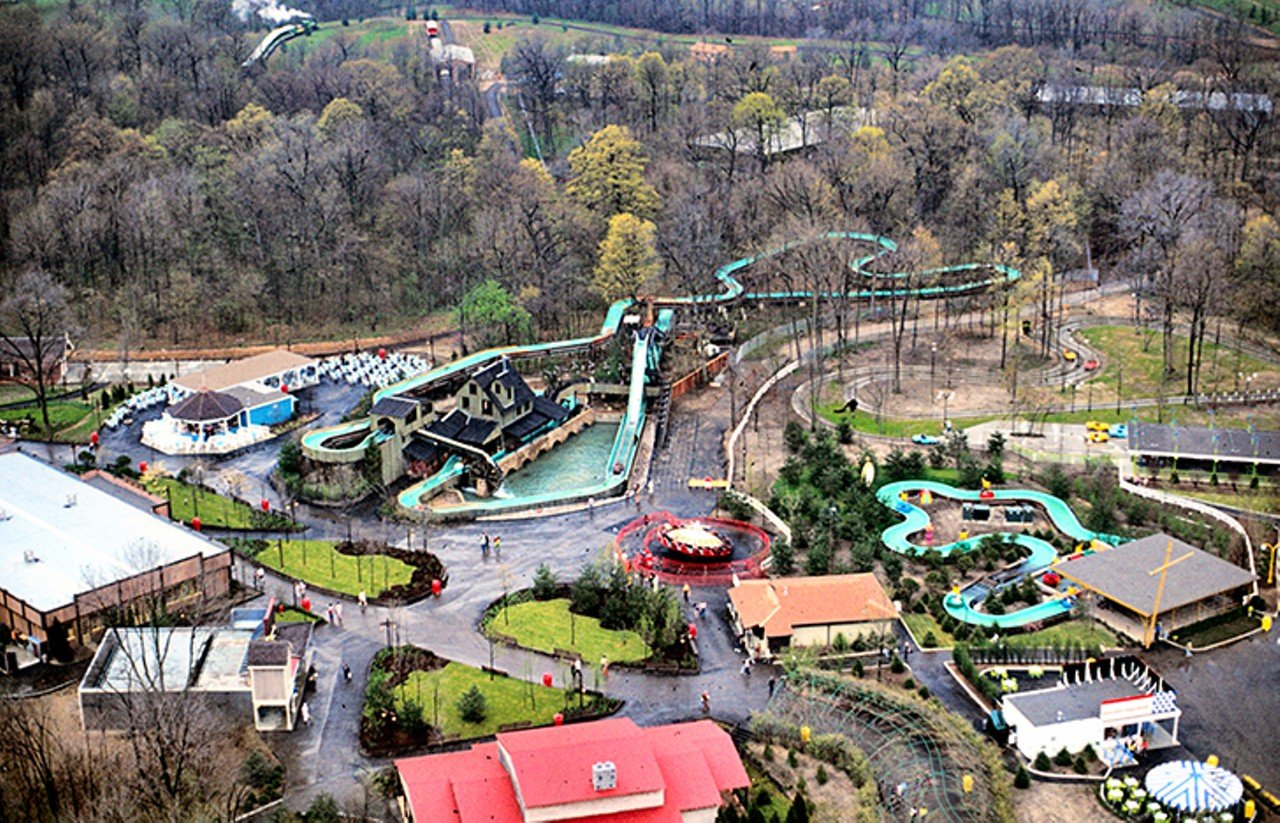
[{"xmin": 0, "ymin": 269, "xmax": 74, "ymax": 440}]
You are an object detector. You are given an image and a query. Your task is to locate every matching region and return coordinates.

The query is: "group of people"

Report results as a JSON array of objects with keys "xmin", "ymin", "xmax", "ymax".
[{"xmin": 481, "ymin": 533, "xmax": 503, "ymax": 558}]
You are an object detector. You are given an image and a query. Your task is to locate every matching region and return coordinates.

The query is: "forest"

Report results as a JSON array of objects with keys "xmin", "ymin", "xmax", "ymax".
[{"xmin": 0, "ymin": 0, "xmax": 1277, "ymax": 364}]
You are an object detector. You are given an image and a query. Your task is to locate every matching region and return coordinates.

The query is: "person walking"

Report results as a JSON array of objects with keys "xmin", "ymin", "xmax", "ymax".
[
  {"xmin": 572, "ymin": 658, "xmax": 584, "ymax": 691},
  {"xmin": 334, "ymin": 602, "xmax": 343, "ymax": 626},
  {"xmin": 767, "ymin": 677, "xmax": 776, "ymax": 697},
  {"xmin": 325, "ymin": 603, "xmax": 335, "ymax": 624},
  {"xmin": 254, "ymin": 567, "xmax": 265, "ymax": 591},
  {"xmin": 681, "ymin": 583, "xmax": 691, "ymax": 603},
  {"xmin": 358, "ymin": 590, "xmax": 368, "ymax": 613},
  {"xmin": 493, "ymin": 535, "xmax": 502, "ymax": 557},
  {"xmin": 700, "ymin": 691, "xmax": 710, "ymax": 714},
  {"xmin": 300, "ymin": 702, "xmax": 311, "ymax": 726},
  {"xmin": 600, "ymin": 655, "xmax": 609, "ymax": 681},
  {"xmin": 482, "ymin": 533, "xmax": 490, "ymax": 558},
  {"xmin": 342, "ymin": 663, "xmax": 352, "ymax": 683}
]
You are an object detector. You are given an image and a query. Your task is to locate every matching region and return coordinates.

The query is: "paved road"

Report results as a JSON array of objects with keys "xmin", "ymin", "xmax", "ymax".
[{"xmin": 252, "ymin": 378, "xmax": 780, "ymax": 810}]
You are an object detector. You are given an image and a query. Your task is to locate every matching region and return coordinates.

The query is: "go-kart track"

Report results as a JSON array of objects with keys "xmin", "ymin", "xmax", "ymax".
[
  {"xmin": 301, "ymin": 232, "xmax": 1023, "ymax": 517},
  {"xmin": 878, "ymin": 480, "xmax": 1123, "ymax": 628}
]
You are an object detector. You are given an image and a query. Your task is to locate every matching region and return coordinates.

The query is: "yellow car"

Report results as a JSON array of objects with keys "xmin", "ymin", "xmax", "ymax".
[
  {"xmin": 1086, "ymin": 420, "xmax": 1109, "ymax": 432},
  {"xmin": 1086, "ymin": 431, "xmax": 1110, "ymax": 443},
  {"xmin": 1063, "ymin": 349, "xmax": 1079, "ymax": 362}
]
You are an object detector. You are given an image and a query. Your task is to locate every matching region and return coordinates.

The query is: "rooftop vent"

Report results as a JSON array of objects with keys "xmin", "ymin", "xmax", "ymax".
[
  {"xmin": 0, "ymin": 507, "xmax": 10, "ymax": 521},
  {"xmin": 23, "ymin": 550, "xmax": 39, "ymax": 563},
  {"xmin": 64, "ymin": 493, "xmax": 77, "ymax": 508},
  {"xmin": 592, "ymin": 761, "xmax": 617, "ymax": 792}
]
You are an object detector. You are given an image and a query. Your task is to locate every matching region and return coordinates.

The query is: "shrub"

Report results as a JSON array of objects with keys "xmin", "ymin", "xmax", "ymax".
[
  {"xmin": 903, "ymin": 677, "xmax": 915, "ymax": 689},
  {"xmin": 1033, "ymin": 751, "xmax": 1051, "ymax": 771},
  {"xmin": 483, "ymin": 20, "xmax": 491, "ymax": 32},
  {"xmin": 1053, "ymin": 748, "xmax": 1072, "ymax": 767},
  {"xmin": 815, "ymin": 764, "xmax": 829, "ymax": 785},
  {"xmin": 889, "ymin": 653, "xmax": 905, "ymax": 674},
  {"xmin": 532, "ymin": 564, "xmax": 558, "ymax": 600},
  {"xmin": 783, "ymin": 421, "xmax": 808, "ymax": 454},
  {"xmin": 763, "ymin": 743, "xmax": 774, "ymax": 762},
  {"xmin": 917, "ymin": 685, "xmax": 930, "ymax": 699},
  {"xmin": 836, "ymin": 420, "xmax": 853, "ymax": 444},
  {"xmin": 787, "ymin": 748, "xmax": 799, "ymax": 768},
  {"xmin": 1082, "ymin": 744, "xmax": 1098, "ymax": 763},
  {"xmin": 785, "ymin": 789, "xmax": 809, "ymax": 823},
  {"xmin": 922, "ymin": 630, "xmax": 939, "ymax": 648},
  {"xmin": 771, "ymin": 537, "xmax": 794, "ymax": 575},
  {"xmin": 1014, "ymin": 765, "xmax": 1031, "ymax": 789},
  {"xmin": 1040, "ymin": 463, "xmax": 1073, "ymax": 501},
  {"xmin": 831, "ymin": 632, "xmax": 849, "ymax": 652},
  {"xmin": 851, "ymin": 659, "xmax": 864, "ymax": 677},
  {"xmin": 1072, "ymin": 755, "xmax": 1087, "ymax": 774},
  {"xmin": 305, "ymin": 794, "xmax": 341, "ymax": 823},
  {"xmin": 457, "ymin": 685, "xmax": 487, "ymax": 723},
  {"xmin": 400, "ymin": 698, "xmax": 428, "ymax": 736}
]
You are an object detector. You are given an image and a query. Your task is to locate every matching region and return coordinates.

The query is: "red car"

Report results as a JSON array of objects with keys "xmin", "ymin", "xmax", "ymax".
[{"xmin": 1083, "ymin": 359, "xmax": 1100, "ymax": 371}]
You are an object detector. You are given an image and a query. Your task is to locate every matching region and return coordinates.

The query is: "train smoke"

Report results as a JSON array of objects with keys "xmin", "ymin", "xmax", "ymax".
[{"xmin": 233, "ymin": 0, "xmax": 312, "ymax": 23}]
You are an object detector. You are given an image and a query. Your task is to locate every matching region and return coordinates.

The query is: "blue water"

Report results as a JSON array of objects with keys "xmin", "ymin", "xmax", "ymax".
[{"xmin": 485, "ymin": 423, "xmax": 620, "ymax": 499}]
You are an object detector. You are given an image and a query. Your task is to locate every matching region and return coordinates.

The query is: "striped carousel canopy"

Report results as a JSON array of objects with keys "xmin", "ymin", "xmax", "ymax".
[{"xmin": 1144, "ymin": 760, "xmax": 1243, "ymax": 813}]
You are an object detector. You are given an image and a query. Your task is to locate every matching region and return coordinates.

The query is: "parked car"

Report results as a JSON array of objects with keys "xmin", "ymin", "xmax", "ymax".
[
  {"xmin": 911, "ymin": 434, "xmax": 940, "ymax": 445},
  {"xmin": 1083, "ymin": 358, "xmax": 1100, "ymax": 371},
  {"xmin": 1108, "ymin": 423, "xmax": 1128, "ymax": 439}
]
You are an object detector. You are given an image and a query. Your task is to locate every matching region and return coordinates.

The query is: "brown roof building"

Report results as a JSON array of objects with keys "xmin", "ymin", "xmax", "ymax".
[{"xmin": 728, "ymin": 574, "xmax": 897, "ymax": 658}]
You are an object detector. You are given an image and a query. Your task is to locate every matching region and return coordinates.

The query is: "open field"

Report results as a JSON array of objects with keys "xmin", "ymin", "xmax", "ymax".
[{"xmin": 1080, "ymin": 325, "xmax": 1279, "ymax": 397}]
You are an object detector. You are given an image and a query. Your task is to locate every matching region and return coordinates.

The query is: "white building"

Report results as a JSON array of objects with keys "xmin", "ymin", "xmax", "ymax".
[{"xmin": 1002, "ymin": 658, "xmax": 1181, "ymax": 767}]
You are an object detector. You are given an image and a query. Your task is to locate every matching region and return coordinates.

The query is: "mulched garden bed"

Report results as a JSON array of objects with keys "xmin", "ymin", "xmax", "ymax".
[{"xmin": 335, "ymin": 539, "xmax": 449, "ymax": 603}]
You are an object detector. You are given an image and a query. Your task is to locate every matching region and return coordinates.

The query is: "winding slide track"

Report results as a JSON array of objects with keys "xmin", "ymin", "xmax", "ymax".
[
  {"xmin": 878, "ymin": 480, "xmax": 1123, "ymax": 627},
  {"xmin": 302, "ymin": 232, "xmax": 1024, "ymax": 514}
]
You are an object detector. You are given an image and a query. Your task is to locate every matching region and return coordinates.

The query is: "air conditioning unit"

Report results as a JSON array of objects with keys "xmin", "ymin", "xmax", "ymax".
[{"xmin": 592, "ymin": 761, "xmax": 617, "ymax": 792}]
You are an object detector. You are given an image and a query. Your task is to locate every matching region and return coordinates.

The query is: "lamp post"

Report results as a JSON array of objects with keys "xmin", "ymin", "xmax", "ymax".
[{"xmin": 930, "ymin": 342, "xmax": 937, "ymax": 399}]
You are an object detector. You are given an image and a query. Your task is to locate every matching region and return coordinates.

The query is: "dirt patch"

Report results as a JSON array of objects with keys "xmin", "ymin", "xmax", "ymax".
[{"xmin": 1014, "ymin": 779, "xmax": 1114, "ymax": 823}]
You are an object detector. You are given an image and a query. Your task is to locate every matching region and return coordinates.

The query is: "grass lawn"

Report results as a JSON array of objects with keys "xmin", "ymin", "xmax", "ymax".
[
  {"xmin": 1190, "ymin": 0, "xmax": 1280, "ymax": 34},
  {"xmin": 256, "ymin": 539, "xmax": 413, "ymax": 598},
  {"xmin": 1169, "ymin": 608, "xmax": 1262, "ymax": 648},
  {"xmin": 143, "ymin": 477, "xmax": 265, "ymax": 528},
  {"xmin": 492, "ymin": 599, "xmax": 651, "ymax": 663},
  {"xmin": 1173, "ymin": 487, "xmax": 1280, "ymax": 513},
  {"xmin": 744, "ymin": 759, "xmax": 792, "ymax": 820},
  {"xmin": 1079, "ymin": 326, "xmax": 1278, "ymax": 398},
  {"xmin": 397, "ymin": 661, "xmax": 572, "ymax": 738},
  {"xmin": 902, "ymin": 613, "xmax": 955, "ymax": 648},
  {"xmin": 1007, "ymin": 620, "xmax": 1118, "ymax": 649},
  {"xmin": 0, "ymin": 399, "xmax": 95, "ymax": 436},
  {"xmin": 276, "ymin": 605, "xmax": 326, "ymax": 624}
]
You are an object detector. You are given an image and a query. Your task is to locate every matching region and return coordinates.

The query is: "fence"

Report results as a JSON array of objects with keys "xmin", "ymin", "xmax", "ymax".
[{"xmin": 669, "ymin": 351, "xmax": 729, "ymax": 401}]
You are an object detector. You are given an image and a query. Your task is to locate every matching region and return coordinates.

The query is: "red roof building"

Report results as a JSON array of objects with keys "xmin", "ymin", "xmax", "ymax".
[{"xmin": 394, "ymin": 718, "xmax": 749, "ymax": 822}]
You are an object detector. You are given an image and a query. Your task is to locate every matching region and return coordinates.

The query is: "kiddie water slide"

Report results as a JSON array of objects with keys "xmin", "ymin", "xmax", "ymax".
[
  {"xmin": 302, "ymin": 232, "xmax": 1023, "ymax": 515},
  {"xmin": 877, "ymin": 480, "xmax": 1123, "ymax": 628}
]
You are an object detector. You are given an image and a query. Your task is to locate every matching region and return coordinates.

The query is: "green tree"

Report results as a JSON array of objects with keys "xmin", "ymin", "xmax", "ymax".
[
  {"xmin": 532, "ymin": 564, "xmax": 558, "ymax": 600},
  {"xmin": 566, "ymin": 125, "xmax": 659, "ymax": 220},
  {"xmin": 771, "ymin": 537, "xmax": 794, "ymax": 575},
  {"xmin": 592, "ymin": 213, "xmax": 660, "ymax": 303},
  {"xmin": 459, "ymin": 279, "xmax": 533, "ymax": 347},
  {"xmin": 785, "ymin": 789, "xmax": 810, "ymax": 823},
  {"xmin": 732, "ymin": 91, "xmax": 785, "ymax": 171},
  {"xmin": 316, "ymin": 97, "xmax": 365, "ymax": 139},
  {"xmin": 457, "ymin": 685, "xmax": 488, "ymax": 723}
]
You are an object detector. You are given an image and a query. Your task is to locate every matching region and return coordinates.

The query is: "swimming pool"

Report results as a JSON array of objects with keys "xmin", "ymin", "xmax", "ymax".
[{"xmin": 470, "ymin": 423, "xmax": 620, "ymax": 501}]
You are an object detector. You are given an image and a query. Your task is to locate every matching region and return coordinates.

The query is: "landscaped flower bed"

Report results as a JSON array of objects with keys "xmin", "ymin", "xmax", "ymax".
[
  {"xmin": 482, "ymin": 564, "xmax": 697, "ymax": 673},
  {"xmin": 360, "ymin": 646, "xmax": 621, "ymax": 757},
  {"xmin": 231, "ymin": 537, "xmax": 446, "ymax": 603}
]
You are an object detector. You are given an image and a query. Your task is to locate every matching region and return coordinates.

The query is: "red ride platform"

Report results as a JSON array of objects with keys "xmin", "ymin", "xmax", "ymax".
[{"xmin": 613, "ymin": 511, "xmax": 772, "ymax": 587}]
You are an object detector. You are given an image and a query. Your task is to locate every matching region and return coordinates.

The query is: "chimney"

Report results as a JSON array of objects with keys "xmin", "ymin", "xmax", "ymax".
[{"xmin": 592, "ymin": 761, "xmax": 617, "ymax": 792}]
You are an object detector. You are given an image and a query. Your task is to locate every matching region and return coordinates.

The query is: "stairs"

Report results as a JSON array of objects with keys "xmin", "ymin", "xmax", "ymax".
[{"xmin": 652, "ymin": 380, "xmax": 673, "ymax": 449}]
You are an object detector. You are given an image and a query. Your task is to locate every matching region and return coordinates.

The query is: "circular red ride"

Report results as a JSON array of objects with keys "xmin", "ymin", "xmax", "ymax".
[{"xmin": 653, "ymin": 523, "xmax": 733, "ymax": 560}]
